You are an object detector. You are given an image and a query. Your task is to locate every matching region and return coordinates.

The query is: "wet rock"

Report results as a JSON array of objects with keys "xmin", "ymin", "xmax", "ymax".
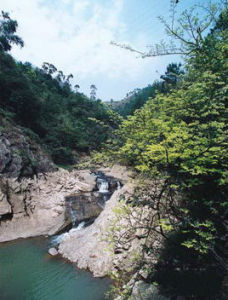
[
  {"xmin": 48, "ymin": 247, "xmax": 58, "ymax": 256},
  {"xmin": 59, "ymin": 167, "xmax": 134, "ymax": 277},
  {"xmin": 66, "ymin": 193, "xmax": 103, "ymax": 222}
]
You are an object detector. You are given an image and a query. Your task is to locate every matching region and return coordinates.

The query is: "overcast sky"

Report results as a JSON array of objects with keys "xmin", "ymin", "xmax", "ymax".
[{"xmin": 1, "ymin": 0, "xmax": 212, "ymax": 101}]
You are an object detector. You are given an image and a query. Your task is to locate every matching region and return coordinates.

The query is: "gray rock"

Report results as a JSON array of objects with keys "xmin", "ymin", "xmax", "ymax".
[
  {"xmin": 65, "ymin": 192, "xmax": 103, "ymax": 223},
  {"xmin": 59, "ymin": 171, "xmax": 134, "ymax": 278},
  {"xmin": 0, "ymin": 167, "xmax": 121, "ymax": 243},
  {"xmin": 0, "ymin": 190, "xmax": 11, "ymax": 216},
  {"xmin": 48, "ymin": 247, "xmax": 58, "ymax": 256},
  {"xmin": 131, "ymin": 281, "xmax": 169, "ymax": 300},
  {"xmin": 0, "ymin": 168, "xmax": 104, "ymax": 242},
  {"xmin": 0, "ymin": 127, "xmax": 57, "ymax": 179}
]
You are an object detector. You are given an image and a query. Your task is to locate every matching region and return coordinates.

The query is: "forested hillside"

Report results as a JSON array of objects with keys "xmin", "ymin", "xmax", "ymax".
[
  {"xmin": 106, "ymin": 6, "xmax": 228, "ymax": 300},
  {"xmin": 111, "ymin": 63, "xmax": 184, "ymax": 117},
  {"xmin": 0, "ymin": 3, "xmax": 227, "ymax": 300},
  {"xmin": 0, "ymin": 11, "xmax": 120, "ymax": 165}
]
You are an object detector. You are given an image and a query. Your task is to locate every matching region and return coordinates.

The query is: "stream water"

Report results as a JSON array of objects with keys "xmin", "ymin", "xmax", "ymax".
[
  {"xmin": 0, "ymin": 237, "xmax": 111, "ymax": 300},
  {"xmin": 0, "ymin": 171, "xmax": 120, "ymax": 300}
]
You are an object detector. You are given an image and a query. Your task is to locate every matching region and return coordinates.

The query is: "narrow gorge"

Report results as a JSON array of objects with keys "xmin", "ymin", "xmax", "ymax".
[
  {"xmin": 0, "ymin": 130, "xmax": 164, "ymax": 299},
  {"xmin": 0, "ymin": 2, "xmax": 227, "ymax": 299},
  {"xmin": 0, "ymin": 129, "xmax": 145, "ymax": 299}
]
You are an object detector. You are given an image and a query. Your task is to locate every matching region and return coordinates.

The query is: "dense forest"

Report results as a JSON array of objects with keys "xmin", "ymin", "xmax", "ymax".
[
  {"xmin": 111, "ymin": 62, "xmax": 184, "ymax": 117},
  {"xmin": 0, "ymin": 2, "xmax": 228, "ymax": 299},
  {"xmin": 0, "ymin": 11, "xmax": 120, "ymax": 165},
  {"xmin": 106, "ymin": 5, "xmax": 228, "ymax": 299}
]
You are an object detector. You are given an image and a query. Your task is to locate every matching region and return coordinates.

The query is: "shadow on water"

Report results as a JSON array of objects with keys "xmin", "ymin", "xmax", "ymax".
[{"xmin": 0, "ymin": 237, "xmax": 111, "ymax": 300}]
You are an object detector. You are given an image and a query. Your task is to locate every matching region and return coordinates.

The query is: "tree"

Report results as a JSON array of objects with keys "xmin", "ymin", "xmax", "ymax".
[
  {"xmin": 42, "ymin": 62, "xmax": 57, "ymax": 75},
  {"xmin": 56, "ymin": 70, "xmax": 65, "ymax": 83},
  {"xmin": 0, "ymin": 11, "xmax": 24, "ymax": 52},
  {"xmin": 111, "ymin": 1, "xmax": 226, "ymax": 58},
  {"xmin": 90, "ymin": 84, "xmax": 97, "ymax": 100},
  {"xmin": 66, "ymin": 73, "xmax": 73, "ymax": 83},
  {"xmin": 160, "ymin": 62, "xmax": 184, "ymax": 85},
  {"xmin": 108, "ymin": 6, "xmax": 228, "ymax": 299},
  {"xmin": 74, "ymin": 84, "xmax": 80, "ymax": 93}
]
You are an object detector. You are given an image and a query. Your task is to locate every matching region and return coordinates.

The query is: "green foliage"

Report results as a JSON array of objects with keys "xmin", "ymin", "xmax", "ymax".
[
  {"xmin": 0, "ymin": 11, "xmax": 24, "ymax": 51},
  {"xmin": 108, "ymin": 7, "xmax": 228, "ymax": 299},
  {"xmin": 112, "ymin": 63, "xmax": 184, "ymax": 117},
  {"xmin": 0, "ymin": 52, "xmax": 120, "ymax": 164}
]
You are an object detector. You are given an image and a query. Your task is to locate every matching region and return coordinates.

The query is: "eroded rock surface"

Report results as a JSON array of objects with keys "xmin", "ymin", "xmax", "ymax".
[
  {"xmin": 59, "ymin": 165, "xmax": 134, "ymax": 277},
  {"xmin": 0, "ymin": 189, "xmax": 11, "ymax": 215},
  {"xmin": 0, "ymin": 127, "xmax": 56, "ymax": 179},
  {"xmin": 59, "ymin": 165, "xmax": 164, "ymax": 283},
  {"xmin": 0, "ymin": 169, "xmax": 97, "ymax": 242},
  {"xmin": 59, "ymin": 185, "xmax": 132, "ymax": 277}
]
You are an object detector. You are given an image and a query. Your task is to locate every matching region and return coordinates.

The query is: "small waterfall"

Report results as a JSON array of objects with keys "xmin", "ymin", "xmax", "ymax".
[
  {"xmin": 117, "ymin": 181, "xmax": 121, "ymax": 190},
  {"xmin": 50, "ymin": 171, "xmax": 122, "ymax": 247},
  {"xmin": 68, "ymin": 200, "xmax": 77, "ymax": 227},
  {"xmin": 98, "ymin": 180, "xmax": 109, "ymax": 193},
  {"xmin": 50, "ymin": 221, "xmax": 85, "ymax": 246},
  {"xmin": 97, "ymin": 201, "xmax": 105, "ymax": 209},
  {"xmin": 50, "ymin": 232, "xmax": 68, "ymax": 246},
  {"xmin": 69, "ymin": 221, "xmax": 85, "ymax": 234}
]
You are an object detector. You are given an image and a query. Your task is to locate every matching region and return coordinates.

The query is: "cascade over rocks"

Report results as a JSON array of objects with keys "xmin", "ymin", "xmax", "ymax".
[
  {"xmin": 0, "ymin": 130, "xmax": 123, "ymax": 244},
  {"xmin": 59, "ymin": 180, "xmax": 134, "ymax": 277},
  {"xmin": 0, "ymin": 139, "xmax": 163, "ymax": 298},
  {"xmin": 58, "ymin": 164, "xmax": 165, "ymax": 300},
  {"xmin": 0, "ymin": 168, "xmax": 99, "ymax": 242},
  {"xmin": 58, "ymin": 165, "xmax": 138, "ymax": 277},
  {"xmin": 0, "ymin": 125, "xmax": 122, "ymax": 242}
]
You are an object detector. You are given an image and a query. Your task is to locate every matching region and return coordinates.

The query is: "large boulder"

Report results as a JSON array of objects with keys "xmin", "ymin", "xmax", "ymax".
[
  {"xmin": 66, "ymin": 192, "xmax": 103, "ymax": 222},
  {"xmin": 131, "ymin": 281, "xmax": 169, "ymax": 300}
]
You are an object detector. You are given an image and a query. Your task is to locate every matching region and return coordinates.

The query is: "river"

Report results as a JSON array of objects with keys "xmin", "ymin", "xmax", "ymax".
[{"xmin": 0, "ymin": 237, "xmax": 111, "ymax": 300}]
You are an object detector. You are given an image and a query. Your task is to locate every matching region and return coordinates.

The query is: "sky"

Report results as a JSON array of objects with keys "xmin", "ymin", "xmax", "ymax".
[{"xmin": 1, "ymin": 0, "xmax": 214, "ymax": 101}]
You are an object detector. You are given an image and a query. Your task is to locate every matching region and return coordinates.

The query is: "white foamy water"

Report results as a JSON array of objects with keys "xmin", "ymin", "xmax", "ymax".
[
  {"xmin": 98, "ymin": 180, "xmax": 109, "ymax": 193},
  {"xmin": 50, "ymin": 221, "xmax": 85, "ymax": 246},
  {"xmin": 117, "ymin": 181, "xmax": 121, "ymax": 190},
  {"xmin": 69, "ymin": 221, "xmax": 85, "ymax": 233}
]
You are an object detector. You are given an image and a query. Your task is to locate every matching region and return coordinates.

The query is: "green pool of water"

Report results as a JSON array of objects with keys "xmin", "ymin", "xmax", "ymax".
[{"xmin": 0, "ymin": 237, "xmax": 110, "ymax": 300}]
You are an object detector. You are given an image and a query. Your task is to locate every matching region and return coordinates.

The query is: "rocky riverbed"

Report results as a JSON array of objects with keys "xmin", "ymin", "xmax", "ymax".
[
  {"xmin": 0, "ymin": 127, "xmax": 165, "ymax": 299},
  {"xmin": 0, "ymin": 168, "xmax": 99, "ymax": 242}
]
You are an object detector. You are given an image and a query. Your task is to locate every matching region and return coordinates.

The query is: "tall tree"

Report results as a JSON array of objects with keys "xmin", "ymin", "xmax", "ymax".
[
  {"xmin": 0, "ymin": 11, "xmax": 24, "ymax": 52},
  {"xmin": 90, "ymin": 84, "xmax": 97, "ymax": 100},
  {"xmin": 74, "ymin": 84, "xmax": 80, "ymax": 93},
  {"xmin": 160, "ymin": 62, "xmax": 184, "ymax": 85},
  {"xmin": 111, "ymin": 1, "xmax": 224, "ymax": 58}
]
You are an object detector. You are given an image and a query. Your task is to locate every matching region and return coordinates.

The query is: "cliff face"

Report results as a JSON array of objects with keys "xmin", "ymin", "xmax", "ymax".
[
  {"xmin": 0, "ymin": 168, "xmax": 100, "ymax": 242},
  {"xmin": 58, "ymin": 166, "xmax": 150, "ymax": 277},
  {"xmin": 0, "ymin": 126, "xmax": 57, "ymax": 179},
  {"xmin": 0, "ymin": 124, "xmax": 102, "ymax": 241}
]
